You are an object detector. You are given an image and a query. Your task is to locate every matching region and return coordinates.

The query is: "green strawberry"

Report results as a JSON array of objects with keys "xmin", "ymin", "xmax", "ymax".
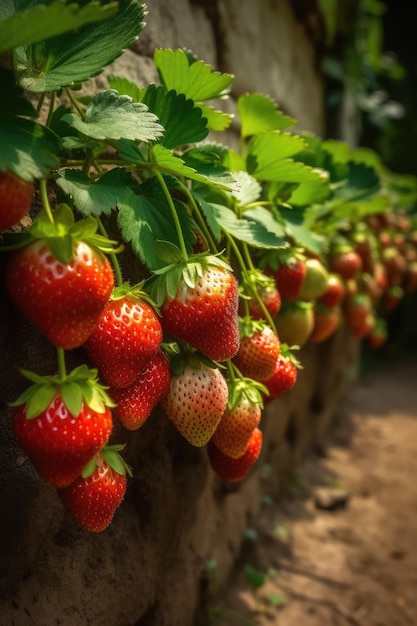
[
  {"xmin": 85, "ymin": 286, "xmax": 163, "ymax": 389},
  {"xmin": 11, "ymin": 366, "xmax": 114, "ymax": 488},
  {"xmin": 274, "ymin": 301, "xmax": 314, "ymax": 348},
  {"xmin": 298, "ymin": 258, "xmax": 329, "ymax": 301},
  {"xmin": 57, "ymin": 445, "xmax": 131, "ymax": 533}
]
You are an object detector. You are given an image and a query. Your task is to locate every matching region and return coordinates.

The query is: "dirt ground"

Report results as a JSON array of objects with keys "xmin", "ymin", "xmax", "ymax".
[{"xmin": 209, "ymin": 354, "xmax": 417, "ymax": 626}]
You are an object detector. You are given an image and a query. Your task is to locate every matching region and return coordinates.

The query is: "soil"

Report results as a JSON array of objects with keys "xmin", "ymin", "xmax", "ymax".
[{"xmin": 209, "ymin": 355, "xmax": 417, "ymax": 626}]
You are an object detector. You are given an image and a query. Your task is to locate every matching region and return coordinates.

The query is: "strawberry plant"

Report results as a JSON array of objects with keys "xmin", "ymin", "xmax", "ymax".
[{"xmin": 1, "ymin": 0, "xmax": 417, "ymax": 533}]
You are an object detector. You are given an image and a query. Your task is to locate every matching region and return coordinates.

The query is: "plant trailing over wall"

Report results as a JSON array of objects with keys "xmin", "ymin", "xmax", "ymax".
[{"xmin": 1, "ymin": 0, "xmax": 417, "ymax": 532}]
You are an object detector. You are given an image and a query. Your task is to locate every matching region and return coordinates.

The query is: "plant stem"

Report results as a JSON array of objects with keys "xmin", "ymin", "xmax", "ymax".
[
  {"xmin": 56, "ymin": 348, "xmax": 67, "ymax": 381},
  {"xmin": 178, "ymin": 181, "xmax": 219, "ymax": 253},
  {"xmin": 154, "ymin": 168, "xmax": 189, "ymax": 260},
  {"xmin": 97, "ymin": 218, "xmax": 123, "ymax": 287},
  {"xmin": 65, "ymin": 88, "xmax": 85, "ymax": 118},
  {"xmin": 39, "ymin": 178, "xmax": 55, "ymax": 224}
]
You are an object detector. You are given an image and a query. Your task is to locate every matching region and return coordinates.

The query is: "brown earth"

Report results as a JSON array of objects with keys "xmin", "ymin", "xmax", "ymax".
[{"xmin": 205, "ymin": 355, "xmax": 417, "ymax": 626}]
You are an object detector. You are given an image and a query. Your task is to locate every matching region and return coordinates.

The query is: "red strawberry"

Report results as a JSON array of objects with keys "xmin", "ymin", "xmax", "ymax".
[
  {"xmin": 111, "ymin": 349, "xmax": 171, "ymax": 430},
  {"xmin": 233, "ymin": 322, "xmax": 280, "ymax": 382},
  {"xmin": 5, "ymin": 206, "xmax": 115, "ymax": 350},
  {"xmin": 274, "ymin": 301, "xmax": 314, "ymax": 348},
  {"xmin": 12, "ymin": 366, "xmax": 114, "ymax": 488},
  {"xmin": 161, "ymin": 359, "xmax": 228, "ymax": 447},
  {"xmin": 352, "ymin": 312, "xmax": 375, "ymax": 339},
  {"xmin": 246, "ymin": 280, "xmax": 281, "ymax": 320},
  {"xmin": 329, "ymin": 247, "xmax": 362, "ymax": 280},
  {"xmin": 207, "ymin": 427, "xmax": 263, "ymax": 482},
  {"xmin": 58, "ymin": 445, "xmax": 130, "ymax": 533},
  {"xmin": 85, "ymin": 288, "xmax": 163, "ymax": 388},
  {"xmin": 156, "ymin": 255, "xmax": 239, "ymax": 362},
  {"xmin": 309, "ymin": 303, "xmax": 341, "ymax": 344},
  {"xmin": 262, "ymin": 353, "xmax": 298, "ymax": 403},
  {"xmin": 265, "ymin": 253, "xmax": 306, "ymax": 302},
  {"xmin": 298, "ymin": 258, "xmax": 329, "ymax": 301},
  {"xmin": 210, "ymin": 379, "xmax": 263, "ymax": 458},
  {"xmin": 0, "ymin": 170, "xmax": 34, "ymax": 231},
  {"xmin": 318, "ymin": 273, "xmax": 346, "ymax": 308},
  {"xmin": 344, "ymin": 293, "xmax": 372, "ymax": 333}
]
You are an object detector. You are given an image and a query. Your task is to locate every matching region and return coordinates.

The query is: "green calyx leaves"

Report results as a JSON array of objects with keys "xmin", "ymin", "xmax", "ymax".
[
  {"xmin": 149, "ymin": 247, "xmax": 232, "ymax": 308},
  {"xmin": 10, "ymin": 365, "xmax": 116, "ymax": 420},
  {"xmin": 81, "ymin": 444, "xmax": 133, "ymax": 479},
  {"xmin": 28, "ymin": 203, "xmax": 121, "ymax": 264},
  {"xmin": 227, "ymin": 376, "xmax": 268, "ymax": 411}
]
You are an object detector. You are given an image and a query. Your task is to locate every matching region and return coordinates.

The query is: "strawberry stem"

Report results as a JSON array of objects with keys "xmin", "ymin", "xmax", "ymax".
[
  {"xmin": 153, "ymin": 169, "xmax": 189, "ymax": 260},
  {"xmin": 39, "ymin": 179, "xmax": 55, "ymax": 224},
  {"xmin": 56, "ymin": 347, "xmax": 67, "ymax": 382},
  {"xmin": 97, "ymin": 217, "xmax": 123, "ymax": 287},
  {"xmin": 179, "ymin": 182, "xmax": 218, "ymax": 253}
]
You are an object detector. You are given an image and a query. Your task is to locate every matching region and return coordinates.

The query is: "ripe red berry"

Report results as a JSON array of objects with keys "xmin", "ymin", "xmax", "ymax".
[
  {"xmin": 207, "ymin": 427, "xmax": 263, "ymax": 483},
  {"xmin": 0, "ymin": 170, "xmax": 34, "ymax": 231}
]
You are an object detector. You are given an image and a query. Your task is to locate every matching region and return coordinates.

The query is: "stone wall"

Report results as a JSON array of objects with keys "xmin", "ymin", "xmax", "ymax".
[{"xmin": 0, "ymin": 2, "xmax": 361, "ymax": 625}]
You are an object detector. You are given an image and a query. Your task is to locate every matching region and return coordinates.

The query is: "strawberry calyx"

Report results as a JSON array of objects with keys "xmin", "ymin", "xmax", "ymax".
[
  {"xmin": 226, "ymin": 373, "xmax": 268, "ymax": 411},
  {"xmin": 279, "ymin": 342, "xmax": 303, "ymax": 369},
  {"xmin": 257, "ymin": 246, "xmax": 305, "ymax": 272},
  {"xmin": 9, "ymin": 364, "xmax": 116, "ymax": 420},
  {"xmin": 81, "ymin": 444, "xmax": 133, "ymax": 479},
  {"xmin": 237, "ymin": 316, "xmax": 272, "ymax": 339},
  {"xmin": 162, "ymin": 340, "xmax": 223, "ymax": 377},
  {"xmin": 2, "ymin": 203, "xmax": 122, "ymax": 262},
  {"xmin": 109, "ymin": 281, "xmax": 160, "ymax": 312},
  {"xmin": 148, "ymin": 243, "xmax": 233, "ymax": 308}
]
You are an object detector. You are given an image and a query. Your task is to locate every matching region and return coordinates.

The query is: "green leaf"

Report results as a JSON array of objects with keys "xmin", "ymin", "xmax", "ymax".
[
  {"xmin": 56, "ymin": 167, "xmax": 136, "ymax": 216},
  {"xmin": 60, "ymin": 381, "xmax": 83, "ymax": 418},
  {"xmin": 331, "ymin": 161, "xmax": 381, "ymax": 204},
  {"xmin": 154, "ymin": 48, "xmax": 234, "ymax": 102},
  {"xmin": 280, "ymin": 205, "xmax": 326, "ymax": 254},
  {"xmin": 0, "ymin": 0, "xmax": 117, "ymax": 55},
  {"xmin": 238, "ymin": 93, "xmax": 296, "ymax": 138},
  {"xmin": 16, "ymin": 0, "xmax": 146, "ymax": 92},
  {"xmin": 117, "ymin": 178, "xmax": 196, "ymax": 269},
  {"xmin": 0, "ymin": 116, "xmax": 61, "ymax": 182},
  {"xmin": 198, "ymin": 104, "xmax": 233, "ymax": 132},
  {"xmin": 25, "ymin": 384, "xmax": 56, "ymax": 420},
  {"xmin": 244, "ymin": 564, "xmax": 266, "ymax": 590},
  {"xmin": 286, "ymin": 168, "xmax": 331, "ymax": 206},
  {"xmin": 62, "ymin": 89, "xmax": 164, "ymax": 143},
  {"xmin": 182, "ymin": 147, "xmax": 239, "ymax": 190},
  {"xmin": 201, "ymin": 202, "xmax": 288, "ymax": 249},
  {"xmin": 246, "ymin": 131, "xmax": 306, "ymax": 181},
  {"xmin": 152, "ymin": 144, "xmax": 233, "ymax": 191},
  {"xmin": 229, "ymin": 171, "xmax": 262, "ymax": 206},
  {"xmin": 136, "ymin": 84, "xmax": 209, "ymax": 149}
]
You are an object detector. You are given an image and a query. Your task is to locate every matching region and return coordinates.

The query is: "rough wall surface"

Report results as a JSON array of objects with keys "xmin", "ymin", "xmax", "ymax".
[{"xmin": 0, "ymin": 2, "xmax": 358, "ymax": 626}]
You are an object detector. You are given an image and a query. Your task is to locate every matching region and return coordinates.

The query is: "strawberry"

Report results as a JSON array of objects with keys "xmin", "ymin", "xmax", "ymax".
[
  {"xmin": 352, "ymin": 312, "xmax": 375, "ymax": 340},
  {"xmin": 11, "ymin": 366, "xmax": 114, "ymax": 488},
  {"xmin": 344, "ymin": 293, "xmax": 372, "ymax": 331},
  {"xmin": 298, "ymin": 258, "xmax": 329, "ymax": 301},
  {"xmin": 262, "ymin": 346, "xmax": 299, "ymax": 404},
  {"xmin": 85, "ymin": 286, "xmax": 163, "ymax": 388},
  {"xmin": 58, "ymin": 445, "xmax": 130, "ymax": 533},
  {"xmin": 274, "ymin": 301, "xmax": 314, "ymax": 348},
  {"xmin": 111, "ymin": 349, "xmax": 171, "ymax": 430},
  {"xmin": 161, "ymin": 358, "xmax": 228, "ymax": 447},
  {"xmin": 207, "ymin": 427, "xmax": 263, "ymax": 483},
  {"xmin": 309, "ymin": 303, "xmax": 341, "ymax": 344},
  {"xmin": 264, "ymin": 252, "xmax": 306, "ymax": 302},
  {"xmin": 318, "ymin": 273, "xmax": 346, "ymax": 308},
  {"xmin": 0, "ymin": 170, "xmax": 34, "ymax": 232},
  {"xmin": 5, "ymin": 205, "xmax": 115, "ymax": 350},
  {"xmin": 153, "ymin": 253, "xmax": 240, "ymax": 362},
  {"xmin": 239, "ymin": 271, "xmax": 281, "ymax": 321},
  {"xmin": 329, "ymin": 246, "xmax": 362, "ymax": 280},
  {"xmin": 232, "ymin": 321, "xmax": 280, "ymax": 382},
  {"xmin": 382, "ymin": 285, "xmax": 404, "ymax": 312},
  {"xmin": 367, "ymin": 318, "xmax": 388, "ymax": 349},
  {"xmin": 210, "ymin": 378, "xmax": 264, "ymax": 458}
]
